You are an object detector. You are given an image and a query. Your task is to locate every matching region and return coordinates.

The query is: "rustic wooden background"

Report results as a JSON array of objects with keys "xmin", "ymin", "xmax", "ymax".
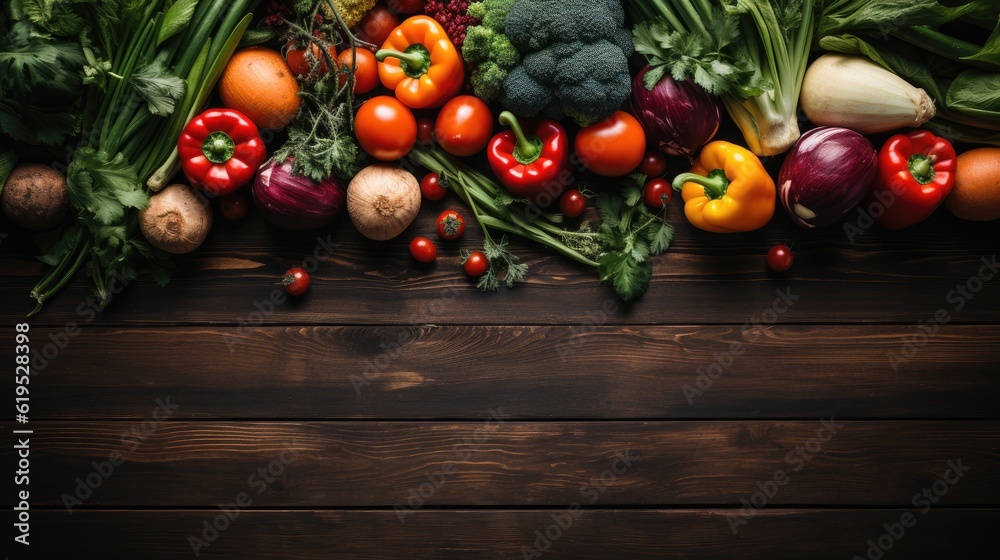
[{"xmin": 3, "ymin": 147, "xmax": 1000, "ymax": 558}]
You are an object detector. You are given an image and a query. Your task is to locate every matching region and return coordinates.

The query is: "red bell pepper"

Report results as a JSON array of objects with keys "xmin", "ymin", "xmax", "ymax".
[
  {"xmin": 487, "ymin": 111, "xmax": 569, "ymax": 203},
  {"xmin": 178, "ymin": 109, "xmax": 267, "ymax": 196},
  {"xmin": 869, "ymin": 130, "xmax": 956, "ymax": 229}
]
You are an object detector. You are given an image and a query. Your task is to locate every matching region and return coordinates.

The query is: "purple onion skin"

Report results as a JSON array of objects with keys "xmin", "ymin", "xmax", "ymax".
[
  {"xmin": 253, "ymin": 159, "xmax": 346, "ymax": 230},
  {"xmin": 630, "ymin": 66, "xmax": 721, "ymax": 158},
  {"xmin": 779, "ymin": 127, "xmax": 878, "ymax": 229}
]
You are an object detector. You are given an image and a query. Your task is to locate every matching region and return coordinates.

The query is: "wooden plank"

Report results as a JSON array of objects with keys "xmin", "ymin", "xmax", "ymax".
[
  {"xmin": 18, "ymin": 325, "xmax": 1000, "ymax": 419},
  {"xmin": 4, "ymin": 205, "xmax": 1000, "ymax": 325},
  {"xmin": 16, "ymin": 509, "xmax": 999, "ymax": 559},
  {"xmin": 8, "ymin": 421, "xmax": 997, "ymax": 507}
]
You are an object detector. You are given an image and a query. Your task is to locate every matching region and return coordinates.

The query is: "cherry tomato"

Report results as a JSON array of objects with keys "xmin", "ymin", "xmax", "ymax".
[
  {"xmin": 417, "ymin": 117, "xmax": 435, "ymax": 146},
  {"xmin": 575, "ymin": 111, "xmax": 647, "ymax": 177},
  {"xmin": 767, "ymin": 243, "xmax": 794, "ymax": 272},
  {"xmin": 421, "ymin": 172, "xmax": 446, "ymax": 201},
  {"xmin": 434, "ymin": 95, "xmax": 493, "ymax": 157},
  {"xmin": 436, "ymin": 209, "xmax": 466, "ymax": 240},
  {"xmin": 463, "ymin": 250, "xmax": 488, "ymax": 277},
  {"xmin": 386, "ymin": 0, "xmax": 425, "ymax": 14},
  {"xmin": 336, "ymin": 48, "xmax": 379, "ymax": 94},
  {"xmin": 355, "ymin": 96, "xmax": 417, "ymax": 161},
  {"xmin": 356, "ymin": 6, "xmax": 399, "ymax": 48},
  {"xmin": 643, "ymin": 178, "xmax": 673, "ymax": 209},
  {"xmin": 559, "ymin": 189, "xmax": 587, "ymax": 218},
  {"xmin": 639, "ymin": 150, "xmax": 668, "ymax": 177},
  {"xmin": 410, "ymin": 236, "xmax": 437, "ymax": 263},
  {"xmin": 282, "ymin": 267, "xmax": 311, "ymax": 296},
  {"xmin": 285, "ymin": 41, "xmax": 335, "ymax": 76},
  {"xmin": 219, "ymin": 193, "xmax": 249, "ymax": 220}
]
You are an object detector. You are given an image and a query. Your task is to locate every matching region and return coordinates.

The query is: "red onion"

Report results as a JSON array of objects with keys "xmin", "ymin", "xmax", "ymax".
[
  {"xmin": 253, "ymin": 159, "xmax": 346, "ymax": 230},
  {"xmin": 779, "ymin": 127, "xmax": 878, "ymax": 228},
  {"xmin": 630, "ymin": 66, "xmax": 720, "ymax": 157}
]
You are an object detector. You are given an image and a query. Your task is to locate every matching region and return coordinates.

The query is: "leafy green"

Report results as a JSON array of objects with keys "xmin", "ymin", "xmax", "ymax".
[
  {"xmin": 817, "ymin": 0, "xmax": 1000, "ymax": 145},
  {"xmin": 632, "ymin": 6, "xmax": 765, "ymax": 96},
  {"xmin": 0, "ymin": 20, "xmax": 86, "ymax": 146},
  {"xmin": 269, "ymin": 4, "xmax": 366, "ymax": 182},
  {"xmin": 130, "ymin": 58, "xmax": 185, "ymax": 116},
  {"xmin": 410, "ymin": 147, "xmax": 675, "ymax": 301},
  {"xmin": 157, "ymin": 0, "xmax": 197, "ymax": 45},
  {"xmin": 628, "ymin": 0, "xmax": 816, "ymax": 155},
  {"xmin": 13, "ymin": 0, "xmax": 94, "ymax": 36}
]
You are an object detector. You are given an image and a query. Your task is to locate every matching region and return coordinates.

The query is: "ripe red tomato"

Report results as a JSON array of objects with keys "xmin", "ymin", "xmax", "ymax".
[
  {"xmin": 767, "ymin": 243, "xmax": 794, "ymax": 272},
  {"xmin": 355, "ymin": 96, "xmax": 416, "ymax": 161},
  {"xmin": 434, "ymin": 95, "xmax": 493, "ymax": 157},
  {"xmin": 410, "ymin": 236, "xmax": 437, "ymax": 263},
  {"xmin": 285, "ymin": 41, "xmax": 335, "ymax": 76},
  {"xmin": 219, "ymin": 193, "xmax": 249, "ymax": 220},
  {"xmin": 436, "ymin": 209, "xmax": 466, "ymax": 240},
  {"xmin": 282, "ymin": 267, "xmax": 310, "ymax": 295},
  {"xmin": 386, "ymin": 0, "xmax": 425, "ymax": 14},
  {"xmin": 421, "ymin": 172, "xmax": 446, "ymax": 200},
  {"xmin": 417, "ymin": 117, "xmax": 435, "ymax": 146},
  {"xmin": 575, "ymin": 111, "xmax": 647, "ymax": 177},
  {"xmin": 639, "ymin": 150, "xmax": 668, "ymax": 177},
  {"xmin": 356, "ymin": 6, "xmax": 399, "ymax": 47},
  {"xmin": 463, "ymin": 250, "xmax": 488, "ymax": 277},
  {"xmin": 336, "ymin": 48, "xmax": 379, "ymax": 94},
  {"xmin": 643, "ymin": 178, "xmax": 673, "ymax": 209},
  {"xmin": 559, "ymin": 189, "xmax": 586, "ymax": 218}
]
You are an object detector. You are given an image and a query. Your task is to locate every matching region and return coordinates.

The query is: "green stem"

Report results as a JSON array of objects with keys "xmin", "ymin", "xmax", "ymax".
[
  {"xmin": 498, "ymin": 111, "xmax": 542, "ymax": 164},
  {"xmin": 672, "ymin": 169, "xmax": 729, "ymax": 199},
  {"xmin": 29, "ymin": 235, "xmax": 91, "ymax": 317},
  {"xmin": 375, "ymin": 45, "xmax": 431, "ymax": 78},
  {"xmin": 909, "ymin": 154, "xmax": 935, "ymax": 184}
]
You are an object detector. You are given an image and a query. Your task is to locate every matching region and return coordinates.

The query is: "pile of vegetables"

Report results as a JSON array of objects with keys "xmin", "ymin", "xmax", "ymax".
[{"xmin": 4, "ymin": 0, "xmax": 1000, "ymax": 316}]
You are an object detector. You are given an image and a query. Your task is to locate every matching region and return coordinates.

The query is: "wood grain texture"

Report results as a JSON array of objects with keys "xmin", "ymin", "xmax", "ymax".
[
  {"xmin": 17, "ymin": 325, "xmax": 1000, "ymax": 419},
  {"xmin": 4, "ymin": 204, "xmax": 1000, "ymax": 325},
  {"xmin": 20, "ymin": 509, "xmax": 1000, "ymax": 559},
  {"xmin": 7, "ymin": 421, "xmax": 997, "ymax": 507}
]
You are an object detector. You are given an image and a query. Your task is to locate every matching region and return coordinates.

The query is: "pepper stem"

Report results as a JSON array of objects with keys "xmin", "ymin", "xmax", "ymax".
[
  {"xmin": 672, "ymin": 169, "xmax": 730, "ymax": 200},
  {"xmin": 499, "ymin": 111, "xmax": 542, "ymax": 164},
  {"xmin": 375, "ymin": 44, "xmax": 431, "ymax": 79},
  {"xmin": 202, "ymin": 131, "xmax": 235, "ymax": 164},
  {"xmin": 908, "ymin": 153, "xmax": 936, "ymax": 185}
]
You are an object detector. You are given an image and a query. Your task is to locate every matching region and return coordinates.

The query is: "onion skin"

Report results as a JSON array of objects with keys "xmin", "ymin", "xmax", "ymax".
[
  {"xmin": 347, "ymin": 165, "xmax": 421, "ymax": 241},
  {"xmin": 253, "ymin": 159, "xmax": 346, "ymax": 230},
  {"xmin": 779, "ymin": 127, "xmax": 878, "ymax": 228},
  {"xmin": 630, "ymin": 66, "xmax": 721, "ymax": 157}
]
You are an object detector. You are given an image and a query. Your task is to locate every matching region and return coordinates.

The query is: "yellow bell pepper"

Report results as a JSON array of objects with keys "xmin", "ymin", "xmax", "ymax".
[{"xmin": 672, "ymin": 141, "xmax": 776, "ymax": 233}]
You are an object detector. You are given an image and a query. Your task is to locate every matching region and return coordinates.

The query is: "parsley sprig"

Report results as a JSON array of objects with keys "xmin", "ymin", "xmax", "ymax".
[{"xmin": 409, "ymin": 146, "xmax": 675, "ymax": 301}]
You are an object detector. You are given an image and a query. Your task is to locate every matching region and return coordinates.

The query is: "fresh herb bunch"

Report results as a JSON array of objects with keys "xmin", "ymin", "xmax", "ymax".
[
  {"xmin": 629, "ymin": 0, "xmax": 815, "ymax": 156},
  {"xmin": 0, "ymin": 14, "xmax": 87, "ymax": 149},
  {"xmin": 409, "ymin": 146, "xmax": 675, "ymax": 301},
  {"xmin": 21, "ymin": 0, "xmax": 256, "ymax": 315},
  {"xmin": 270, "ymin": 0, "xmax": 372, "ymax": 182},
  {"xmin": 817, "ymin": 0, "xmax": 1000, "ymax": 146}
]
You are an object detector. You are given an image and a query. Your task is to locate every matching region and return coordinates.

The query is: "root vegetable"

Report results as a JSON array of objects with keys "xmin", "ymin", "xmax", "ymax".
[
  {"xmin": 1, "ymin": 163, "xmax": 69, "ymax": 230},
  {"xmin": 347, "ymin": 165, "xmax": 421, "ymax": 240},
  {"xmin": 139, "ymin": 184, "xmax": 213, "ymax": 254}
]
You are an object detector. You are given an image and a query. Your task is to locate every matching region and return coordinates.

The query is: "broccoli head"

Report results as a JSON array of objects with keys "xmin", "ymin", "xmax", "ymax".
[
  {"xmin": 468, "ymin": 0, "xmax": 517, "ymax": 32},
  {"xmin": 499, "ymin": 0, "xmax": 633, "ymax": 126},
  {"xmin": 462, "ymin": 0, "xmax": 521, "ymax": 101},
  {"xmin": 501, "ymin": 40, "xmax": 630, "ymax": 126}
]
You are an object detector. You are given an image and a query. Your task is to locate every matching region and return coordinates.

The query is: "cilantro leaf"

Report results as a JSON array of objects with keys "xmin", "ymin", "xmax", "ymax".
[
  {"xmin": 130, "ymin": 58, "xmax": 185, "ymax": 116},
  {"xmin": 598, "ymin": 252, "xmax": 653, "ymax": 302}
]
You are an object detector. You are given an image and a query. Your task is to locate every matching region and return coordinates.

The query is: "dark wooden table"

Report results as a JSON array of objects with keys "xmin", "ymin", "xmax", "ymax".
[{"xmin": 3, "ymin": 150, "xmax": 1000, "ymax": 558}]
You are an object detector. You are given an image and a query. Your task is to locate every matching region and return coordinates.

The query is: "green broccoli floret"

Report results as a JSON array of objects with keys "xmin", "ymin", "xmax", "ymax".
[
  {"xmin": 499, "ymin": 0, "xmax": 633, "ymax": 126},
  {"xmin": 462, "ymin": 0, "xmax": 521, "ymax": 102}
]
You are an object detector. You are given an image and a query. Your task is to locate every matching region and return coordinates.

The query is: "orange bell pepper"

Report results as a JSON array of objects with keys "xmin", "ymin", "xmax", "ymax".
[
  {"xmin": 376, "ymin": 16, "xmax": 465, "ymax": 110},
  {"xmin": 671, "ymin": 141, "xmax": 776, "ymax": 233}
]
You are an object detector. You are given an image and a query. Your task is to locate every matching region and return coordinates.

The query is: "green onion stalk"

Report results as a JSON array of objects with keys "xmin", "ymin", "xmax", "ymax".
[{"xmin": 29, "ymin": 0, "xmax": 258, "ymax": 315}]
